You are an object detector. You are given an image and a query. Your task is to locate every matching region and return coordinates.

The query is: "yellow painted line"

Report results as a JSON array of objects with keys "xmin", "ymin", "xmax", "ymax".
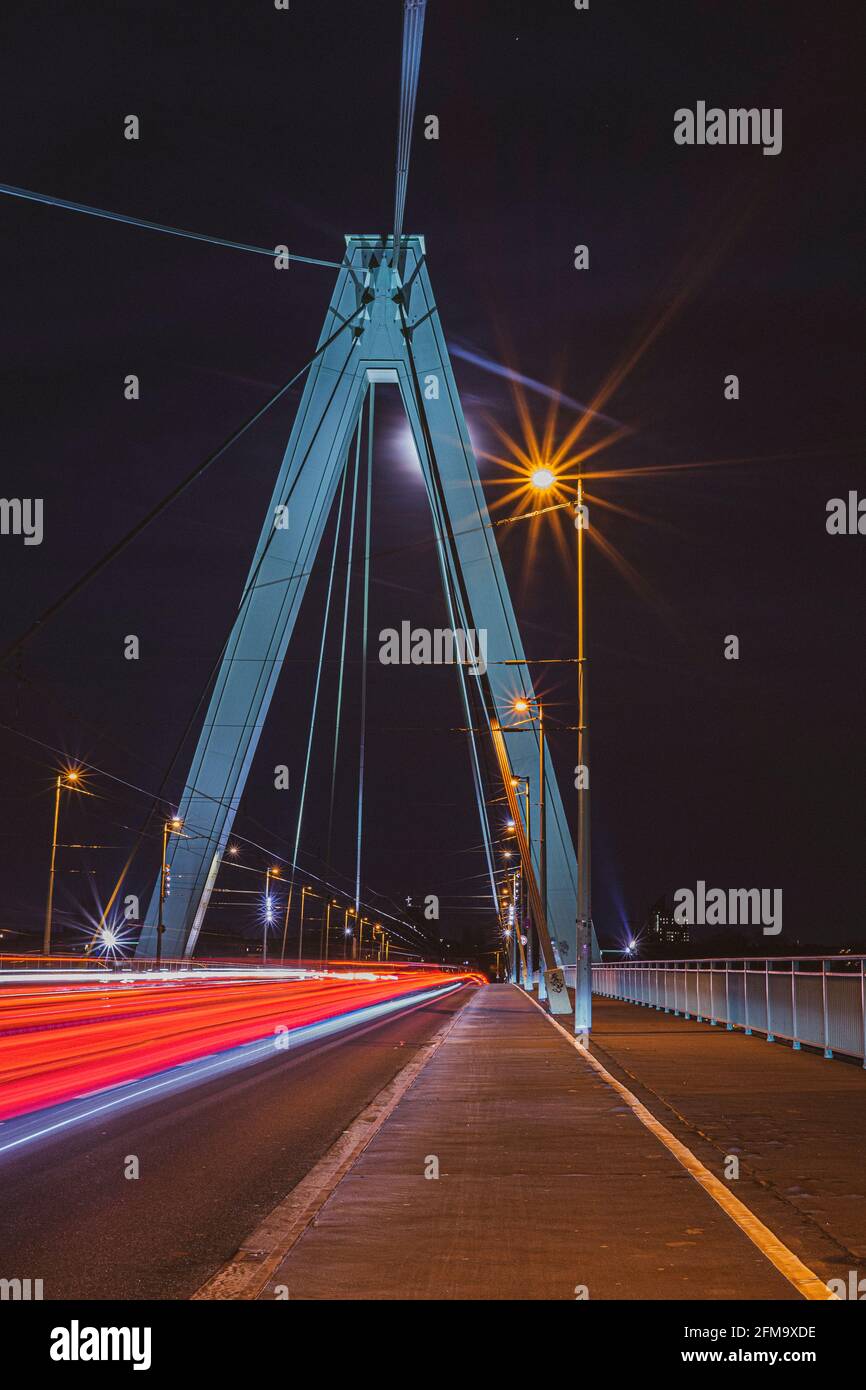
[{"xmin": 527, "ymin": 992, "xmax": 838, "ymax": 1302}]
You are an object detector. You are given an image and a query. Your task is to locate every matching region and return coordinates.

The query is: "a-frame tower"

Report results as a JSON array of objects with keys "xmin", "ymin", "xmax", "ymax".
[{"xmin": 137, "ymin": 235, "xmax": 591, "ymax": 964}]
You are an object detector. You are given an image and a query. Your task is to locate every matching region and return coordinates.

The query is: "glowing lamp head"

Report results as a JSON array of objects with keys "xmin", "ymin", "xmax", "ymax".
[
  {"xmin": 513, "ymin": 697, "xmax": 530, "ymax": 714},
  {"xmin": 66, "ymin": 769, "xmax": 80, "ymax": 783},
  {"xmin": 169, "ymin": 817, "xmax": 183, "ymax": 831},
  {"xmin": 530, "ymin": 467, "xmax": 556, "ymax": 491}
]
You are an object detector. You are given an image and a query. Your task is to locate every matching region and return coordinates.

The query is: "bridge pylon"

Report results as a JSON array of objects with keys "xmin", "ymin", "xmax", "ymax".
[{"xmin": 136, "ymin": 235, "xmax": 593, "ymax": 965}]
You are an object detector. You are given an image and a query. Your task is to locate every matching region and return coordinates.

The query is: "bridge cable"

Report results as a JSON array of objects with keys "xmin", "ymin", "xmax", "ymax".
[
  {"xmin": 395, "ymin": 301, "xmax": 501, "ymax": 919},
  {"xmin": 0, "ymin": 182, "xmax": 341, "ymax": 268},
  {"xmin": 392, "ymin": 0, "xmax": 428, "ymax": 258},
  {"xmin": 281, "ymin": 438, "xmax": 353, "ymax": 963},
  {"xmin": 355, "ymin": 384, "xmax": 375, "ymax": 920},
  {"xmin": 0, "ymin": 306, "xmax": 364, "ymax": 673},
  {"xmin": 75, "ymin": 327, "xmax": 363, "ymax": 951},
  {"xmin": 324, "ymin": 399, "xmax": 365, "ymax": 866}
]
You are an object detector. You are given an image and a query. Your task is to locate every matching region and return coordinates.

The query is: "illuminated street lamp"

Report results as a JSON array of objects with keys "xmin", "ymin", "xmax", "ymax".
[
  {"xmin": 263, "ymin": 865, "xmax": 281, "ymax": 965},
  {"xmin": 295, "ymin": 884, "xmax": 314, "ymax": 965},
  {"xmin": 321, "ymin": 898, "xmax": 339, "ymax": 966},
  {"xmin": 43, "ymin": 768, "xmax": 85, "ymax": 956},
  {"xmin": 343, "ymin": 904, "xmax": 356, "ymax": 959},
  {"xmin": 509, "ymin": 774, "xmax": 536, "ymax": 991},
  {"xmin": 529, "ymin": 468, "xmax": 592, "ymax": 1041},
  {"xmin": 530, "ymin": 467, "xmax": 556, "ymax": 491},
  {"xmin": 511, "ymin": 694, "xmax": 549, "ymax": 985},
  {"xmin": 156, "ymin": 816, "xmax": 184, "ymax": 966}
]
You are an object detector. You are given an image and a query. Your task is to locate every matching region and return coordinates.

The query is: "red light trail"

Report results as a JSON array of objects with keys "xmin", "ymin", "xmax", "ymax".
[{"xmin": 0, "ymin": 964, "xmax": 482, "ymax": 1124}]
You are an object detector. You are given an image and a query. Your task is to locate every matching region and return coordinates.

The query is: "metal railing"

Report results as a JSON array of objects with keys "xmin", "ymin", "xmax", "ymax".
[{"xmin": 592, "ymin": 957, "xmax": 866, "ymax": 1066}]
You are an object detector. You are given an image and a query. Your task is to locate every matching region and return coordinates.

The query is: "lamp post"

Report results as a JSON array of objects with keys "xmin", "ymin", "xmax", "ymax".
[
  {"xmin": 322, "ymin": 899, "xmax": 338, "ymax": 966},
  {"xmin": 43, "ymin": 768, "xmax": 84, "ymax": 956},
  {"xmin": 157, "ymin": 816, "xmax": 184, "ymax": 966},
  {"xmin": 263, "ymin": 866, "xmax": 280, "ymax": 965},
  {"xmin": 297, "ymin": 885, "xmax": 312, "ymax": 964},
  {"xmin": 358, "ymin": 916, "xmax": 370, "ymax": 961},
  {"xmin": 510, "ymin": 774, "xmax": 538, "ymax": 993},
  {"xmin": 574, "ymin": 475, "xmax": 592, "ymax": 1041},
  {"xmin": 344, "ymin": 905, "xmax": 356, "ymax": 959},
  {"xmin": 512, "ymin": 696, "xmax": 551, "ymax": 972},
  {"xmin": 528, "ymin": 467, "xmax": 592, "ymax": 1040}
]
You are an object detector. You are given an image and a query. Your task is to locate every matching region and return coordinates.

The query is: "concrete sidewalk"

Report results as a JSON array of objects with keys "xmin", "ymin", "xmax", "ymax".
[
  {"xmin": 586, "ymin": 995, "xmax": 866, "ymax": 1282},
  {"xmin": 257, "ymin": 985, "xmax": 804, "ymax": 1300}
]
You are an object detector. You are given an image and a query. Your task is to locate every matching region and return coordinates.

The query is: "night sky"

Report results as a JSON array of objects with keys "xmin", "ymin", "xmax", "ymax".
[{"xmin": 0, "ymin": 0, "xmax": 862, "ymax": 958}]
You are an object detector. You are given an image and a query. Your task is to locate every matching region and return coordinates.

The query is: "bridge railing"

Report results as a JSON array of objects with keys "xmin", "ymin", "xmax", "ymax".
[{"xmin": 592, "ymin": 957, "xmax": 866, "ymax": 1065}]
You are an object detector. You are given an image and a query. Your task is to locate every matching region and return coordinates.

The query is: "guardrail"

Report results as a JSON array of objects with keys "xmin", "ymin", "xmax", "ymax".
[{"xmin": 592, "ymin": 957, "xmax": 866, "ymax": 1066}]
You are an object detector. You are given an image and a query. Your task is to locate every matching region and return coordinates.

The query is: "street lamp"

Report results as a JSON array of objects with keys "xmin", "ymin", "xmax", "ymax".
[
  {"xmin": 529, "ymin": 468, "xmax": 592, "ymax": 1041},
  {"xmin": 509, "ymin": 774, "xmax": 537, "ymax": 992},
  {"xmin": 321, "ymin": 899, "xmax": 339, "ymax": 966},
  {"xmin": 296, "ymin": 885, "xmax": 313, "ymax": 964},
  {"xmin": 43, "ymin": 768, "xmax": 85, "ymax": 956},
  {"xmin": 157, "ymin": 816, "xmax": 184, "ymax": 966},
  {"xmin": 511, "ymin": 694, "xmax": 549, "ymax": 980},
  {"xmin": 344, "ymin": 905, "xmax": 356, "ymax": 959},
  {"xmin": 263, "ymin": 866, "xmax": 281, "ymax": 965}
]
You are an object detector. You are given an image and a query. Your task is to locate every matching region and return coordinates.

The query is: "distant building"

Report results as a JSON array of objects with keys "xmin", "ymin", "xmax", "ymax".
[{"xmin": 645, "ymin": 896, "xmax": 689, "ymax": 949}]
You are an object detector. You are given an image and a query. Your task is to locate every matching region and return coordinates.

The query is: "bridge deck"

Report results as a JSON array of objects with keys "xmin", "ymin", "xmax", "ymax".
[{"xmin": 255, "ymin": 985, "xmax": 826, "ymax": 1300}]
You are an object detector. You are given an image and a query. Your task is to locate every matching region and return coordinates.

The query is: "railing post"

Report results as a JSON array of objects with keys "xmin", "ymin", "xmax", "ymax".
[
  {"xmin": 766, "ymin": 958, "xmax": 774, "ymax": 1043},
  {"xmin": 725, "ymin": 958, "xmax": 733, "ymax": 1030},
  {"xmin": 822, "ymin": 959, "xmax": 833, "ymax": 1059},
  {"xmin": 744, "ymin": 960, "xmax": 752, "ymax": 1035},
  {"xmin": 791, "ymin": 959, "xmax": 800, "ymax": 1050}
]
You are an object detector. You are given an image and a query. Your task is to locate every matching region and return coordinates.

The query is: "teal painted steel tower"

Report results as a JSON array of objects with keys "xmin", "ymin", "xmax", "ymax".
[{"xmin": 136, "ymin": 234, "xmax": 589, "ymax": 961}]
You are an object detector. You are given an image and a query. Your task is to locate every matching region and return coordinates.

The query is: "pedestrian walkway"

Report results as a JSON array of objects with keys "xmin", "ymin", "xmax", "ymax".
[{"xmin": 255, "ymin": 985, "xmax": 822, "ymax": 1300}]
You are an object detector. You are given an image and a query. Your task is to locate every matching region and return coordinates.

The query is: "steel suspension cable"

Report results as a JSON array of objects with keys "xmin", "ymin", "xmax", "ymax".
[
  {"xmin": 0, "ymin": 307, "xmax": 364, "ymax": 672},
  {"xmin": 0, "ymin": 182, "xmax": 341, "ymax": 268},
  {"xmin": 355, "ymin": 385, "xmax": 375, "ymax": 919},
  {"xmin": 392, "ymin": 1, "xmax": 428, "ymax": 257},
  {"xmin": 281, "ymin": 445, "xmax": 352, "ymax": 962},
  {"xmin": 325, "ymin": 401, "xmax": 364, "ymax": 863}
]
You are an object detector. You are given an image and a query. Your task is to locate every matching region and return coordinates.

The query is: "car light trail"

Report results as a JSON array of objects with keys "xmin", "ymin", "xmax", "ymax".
[{"xmin": 0, "ymin": 965, "xmax": 482, "ymax": 1127}]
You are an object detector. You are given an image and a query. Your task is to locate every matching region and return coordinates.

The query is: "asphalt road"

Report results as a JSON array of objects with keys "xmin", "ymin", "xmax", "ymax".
[{"xmin": 0, "ymin": 983, "xmax": 473, "ymax": 1300}]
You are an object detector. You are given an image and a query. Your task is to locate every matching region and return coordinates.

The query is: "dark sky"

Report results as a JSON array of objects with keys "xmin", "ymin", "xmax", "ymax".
[{"xmin": 0, "ymin": 0, "xmax": 863, "ymax": 957}]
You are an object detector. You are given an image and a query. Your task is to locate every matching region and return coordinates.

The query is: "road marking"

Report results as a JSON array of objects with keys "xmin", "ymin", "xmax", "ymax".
[
  {"xmin": 527, "ymin": 991, "xmax": 838, "ymax": 1302},
  {"xmin": 192, "ymin": 987, "xmax": 472, "ymax": 1300}
]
